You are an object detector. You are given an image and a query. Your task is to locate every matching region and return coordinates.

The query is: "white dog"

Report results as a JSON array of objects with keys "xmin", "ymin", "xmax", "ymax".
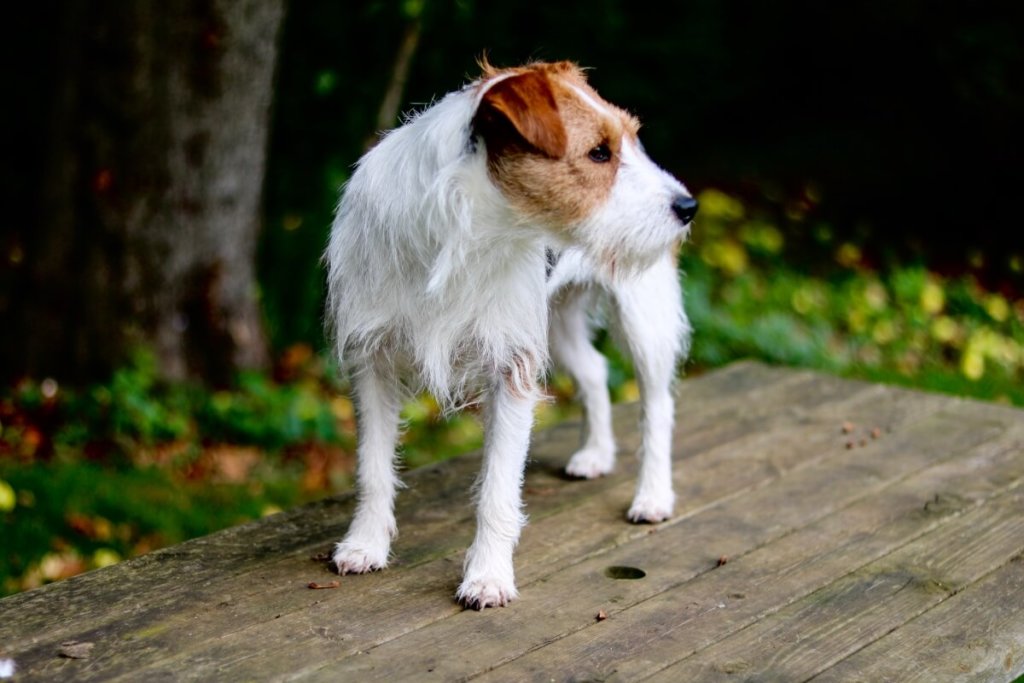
[{"xmin": 325, "ymin": 61, "xmax": 697, "ymax": 609}]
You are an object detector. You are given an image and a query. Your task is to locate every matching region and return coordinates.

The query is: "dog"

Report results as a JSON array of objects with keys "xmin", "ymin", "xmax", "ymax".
[{"xmin": 325, "ymin": 60, "xmax": 697, "ymax": 609}]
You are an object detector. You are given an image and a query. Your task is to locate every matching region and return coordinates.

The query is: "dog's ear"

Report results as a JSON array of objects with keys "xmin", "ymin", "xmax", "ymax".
[{"xmin": 474, "ymin": 71, "xmax": 567, "ymax": 159}]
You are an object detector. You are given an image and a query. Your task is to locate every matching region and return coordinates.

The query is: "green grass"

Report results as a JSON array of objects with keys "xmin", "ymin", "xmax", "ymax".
[
  {"xmin": 0, "ymin": 458, "xmax": 303, "ymax": 592},
  {"xmin": 2, "ymin": 187, "xmax": 1022, "ymax": 595},
  {"xmin": 679, "ymin": 189, "xmax": 1024, "ymax": 406}
]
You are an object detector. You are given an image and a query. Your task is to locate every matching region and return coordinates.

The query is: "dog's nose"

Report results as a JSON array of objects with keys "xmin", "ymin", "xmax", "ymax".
[{"xmin": 672, "ymin": 195, "xmax": 699, "ymax": 224}]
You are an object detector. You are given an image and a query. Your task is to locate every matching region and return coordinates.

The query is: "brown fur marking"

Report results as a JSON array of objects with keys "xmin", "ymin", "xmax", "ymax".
[
  {"xmin": 473, "ymin": 61, "xmax": 641, "ymax": 228},
  {"xmin": 501, "ymin": 351, "xmax": 537, "ymax": 399},
  {"xmin": 477, "ymin": 71, "xmax": 567, "ymax": 159}
]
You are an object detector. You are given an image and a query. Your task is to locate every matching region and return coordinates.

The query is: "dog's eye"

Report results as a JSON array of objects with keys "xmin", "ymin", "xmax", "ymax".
[{"xmin": 588, "ymin": 143, "xmax": 612, "ymax": 163}]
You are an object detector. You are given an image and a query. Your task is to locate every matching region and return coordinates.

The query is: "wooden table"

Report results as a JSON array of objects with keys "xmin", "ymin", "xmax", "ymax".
[{"xmin": 2, "ymin": 361, "xmax": 1023, "ymax": 681}]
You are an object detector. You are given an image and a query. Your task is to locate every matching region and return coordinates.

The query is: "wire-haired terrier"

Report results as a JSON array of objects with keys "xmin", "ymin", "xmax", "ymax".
[{"xmin": 325, "ymin": 60, "xmax": 697, "ymax": 609}]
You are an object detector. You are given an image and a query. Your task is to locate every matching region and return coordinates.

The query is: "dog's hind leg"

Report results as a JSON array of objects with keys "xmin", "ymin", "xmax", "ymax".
[
  {"xmin": 457, "ymin": 371, "xmax": 538, "ymax": 609},
  {"xmin": 333, "ymin": 362, "xmax": 403, "ymax": 574},
  {"xmin": 611, "ymin": 252, "xmax": 689, "ymax": 523},
  {"xmin": 549, "ymin": 286, "xmax": 617, "ymax": 479}
]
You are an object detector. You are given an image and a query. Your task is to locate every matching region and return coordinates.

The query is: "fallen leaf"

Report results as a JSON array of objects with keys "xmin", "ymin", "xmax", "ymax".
[
  {"xmin": 206, "ymin": 445, "xmax": 261, "ymax": 483},
  {"xmin": 308, "ymin": 581, "xmax": 340, "ymax": 590}
]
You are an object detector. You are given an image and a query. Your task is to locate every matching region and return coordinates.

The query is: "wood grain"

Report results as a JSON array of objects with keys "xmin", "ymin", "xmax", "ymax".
[{"xmin": 1, "ymin": 361, "xmax": 1022, "ymax": 682}]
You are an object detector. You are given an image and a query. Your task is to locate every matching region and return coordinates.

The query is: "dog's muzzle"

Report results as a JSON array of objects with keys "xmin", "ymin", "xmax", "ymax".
[{"xmin": 672, "ymin": 195, "xmax": 699, "ymax": 225}]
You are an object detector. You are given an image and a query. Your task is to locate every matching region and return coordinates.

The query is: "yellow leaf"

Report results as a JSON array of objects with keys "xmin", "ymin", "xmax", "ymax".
[
  {"xmin": 930, "ymin": 316, "xmax": 959, "ymax": 344},
  {"xmin": 701, "ymin": 239, "xmax": 749, "ymax": 277},
  {"xmin": 619, "ymin": 380, "xmax": 640, "ymax": 403},
  {"xmin": 92, "ymin": 548, "xmax": 122, "ymax": 568},
  {"xmin": 961, "ymin": 350, "xmax": 984, "ymax": 381},
  {"xmin": 697, "ymin": 189, "xmax": 745, "ymax": 221},
  {"xmin": 0, "ymin": 479, "xmax": 14, "ymax": 512},
  {"xmin": 872, "ymin": 320, "xmax": 897, "ymax": 345},
  {"xmin": 331, "ymin": 395, "xmax": 354, "ymax": 421},
  {"xmin": 920, "ymin": 280, "xmax": 945, "ymax": 315},
  {"xmin": 847, "ymin": 308, "xmax": 868, "ymax": 334},
  {"xmin": 984, "ymin": 294, "xmax": 1010, "ymax": 323}
]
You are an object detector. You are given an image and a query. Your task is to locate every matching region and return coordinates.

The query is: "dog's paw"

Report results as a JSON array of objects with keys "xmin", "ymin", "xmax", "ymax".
[
  {"xmin": 332, "ymin": 540, "xmax": 389, "ymax": 575},
  {"xmin": 565, "ymin": 446, "xmax": 615, "ymax": 479},
  {"xmin": 627, "ymin": 494, "xmax": 674, "ymax": 524},
  {"xmin": 456, "ymin": 577, "xmax": 519, "ymax": 610}
]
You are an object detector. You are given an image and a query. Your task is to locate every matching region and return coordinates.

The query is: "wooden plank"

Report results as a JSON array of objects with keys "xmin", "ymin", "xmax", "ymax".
[
  {"xmin": 0, "ymin": 362, "xmax": 897, "ymax": 679},
  {"xmin": 78, "ymin": 368, "xmax": 897, "ymax": 681},
  {"xmin": 3, "ymin": 363, "xmax": 1020, "ymax": 682},
  {"xmin": 645, "ymin": 490, "xmax": 1024, "ymax": 682},
  {"xmin": 0, "ymin": 362, "xmax": 842, "ymax": 678},
  {"xmin": 477, "ymin": 423, "xmax": 1024, "ymax": 682},
  {"xmin": 811, "ymin": 556, "xmax": 1024, "ymax": 682},
  {"xmin": 0, "ymin": 362, "xmax": 786, "ymax": 637},
  {"xmin": 274, "ymin": 406, "xmax": 1008, "ymax": 680}
]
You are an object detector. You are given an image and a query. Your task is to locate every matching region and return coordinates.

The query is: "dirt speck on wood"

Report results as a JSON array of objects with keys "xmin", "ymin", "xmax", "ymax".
[{"xmin": 58, "ymin": 641, "xmax": 94, "ymax": 659}]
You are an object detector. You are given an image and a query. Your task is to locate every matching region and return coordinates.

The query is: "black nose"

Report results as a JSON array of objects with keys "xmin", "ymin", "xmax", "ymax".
[{"xmin": 672, "ymin": 195, "xmax": 699, "ymax": 224}]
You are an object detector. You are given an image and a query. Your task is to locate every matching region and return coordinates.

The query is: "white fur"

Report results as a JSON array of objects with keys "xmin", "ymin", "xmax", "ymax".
[
  {"xmin": 325, "ymin": 65, "xmax": 693, "ymax": 608},
  {"xmin": 548, "ymin": 247, "xmax": 690, "ymax": 520},
  {"xmin": 576, "ymin": 138, "xmax": 693, "ymax": 275},
  {"xmin": 326, "ymin": 89, "xmax": 549, "ymax": 407}
]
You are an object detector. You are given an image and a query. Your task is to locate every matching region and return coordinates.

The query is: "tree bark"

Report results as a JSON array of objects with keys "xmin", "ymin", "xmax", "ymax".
[
  {"xmin": 363, "ymin": 14, "xmax": 423, "ymax": 151},
  {"xmin": 3, "ymin": 0, "xmax": 283, "ymax": 384}
]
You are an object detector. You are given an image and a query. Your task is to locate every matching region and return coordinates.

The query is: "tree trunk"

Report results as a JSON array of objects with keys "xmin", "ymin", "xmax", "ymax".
[
  {"xmin": 363, "ymin": 11, "xmax": 423, "ymax": 151},
  {"xmin": 3, "ymin": 0, "xmax": 283, "ymax": 384}
]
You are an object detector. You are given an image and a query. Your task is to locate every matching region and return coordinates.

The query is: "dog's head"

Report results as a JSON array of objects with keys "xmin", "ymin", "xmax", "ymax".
[{"xmin": 471, "ymin": 60, "xmax": 697, "ymax": 274}]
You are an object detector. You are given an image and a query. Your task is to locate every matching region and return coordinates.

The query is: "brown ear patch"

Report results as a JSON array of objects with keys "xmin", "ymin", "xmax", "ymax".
[{"xmin": 474, "ymin": 71, "xmax": 567, "ymax": 159}]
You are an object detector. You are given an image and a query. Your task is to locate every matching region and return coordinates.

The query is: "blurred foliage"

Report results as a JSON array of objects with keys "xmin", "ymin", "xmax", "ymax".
[
  {"xmin": 0, "ymin": 349, "xmax": 352, "ymax": 594},
  {"xmin": 682, "ymin": 189, "xmax": 1024, "ymax": 405}
]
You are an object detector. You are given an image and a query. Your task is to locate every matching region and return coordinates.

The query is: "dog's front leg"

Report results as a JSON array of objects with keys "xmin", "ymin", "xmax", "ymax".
[
  {"xmin": 613, "ymin": 253, "xmax": 689, "ymax": 523},
  {"xmin": 334, "ymin": 364, "xmax": 403, "ymax": 574},
  {"xmin": 456, "ymin": 379, "xmax": 536, "ymax": 609}
]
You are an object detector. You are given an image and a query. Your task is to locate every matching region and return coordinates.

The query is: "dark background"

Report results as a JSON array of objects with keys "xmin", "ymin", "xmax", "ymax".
[{"xmin": 5, "ymin": 0, "xmax": 1024, "ymax": 365}]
